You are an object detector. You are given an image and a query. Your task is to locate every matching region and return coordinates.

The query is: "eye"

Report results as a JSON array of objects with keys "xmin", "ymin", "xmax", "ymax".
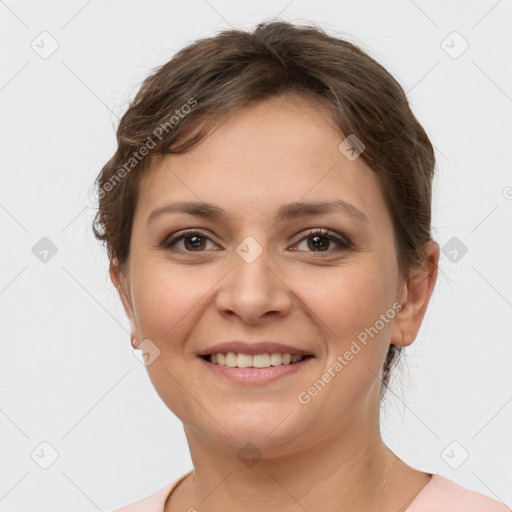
[
  {"xmin": 291, "ymin": 228, "xmax": 351, "ymax": 253},
  {"xmin": 161, "ymin": 228, "xmax": 351, "ymax": 254},
  {"xmin": 161, "ymin": 230, "xmax": 219, "ymax": 252}
]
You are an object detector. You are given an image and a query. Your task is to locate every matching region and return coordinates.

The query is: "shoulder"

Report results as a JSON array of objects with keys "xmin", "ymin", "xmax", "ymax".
[
  {"xmin": 108, "ymin": 471, "xmax": 192, "ymax": 512},
  {"xmin": 407, "ymin": 474, "xmax": 511, "ymax": 512}
]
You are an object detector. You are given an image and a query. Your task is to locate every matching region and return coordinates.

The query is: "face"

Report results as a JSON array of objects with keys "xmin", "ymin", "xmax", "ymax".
[{"xmin": 112, "ymin": 94, "xmax": 437, "ymax": 457}]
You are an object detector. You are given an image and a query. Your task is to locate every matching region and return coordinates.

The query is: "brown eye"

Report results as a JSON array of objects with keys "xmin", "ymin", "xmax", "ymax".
[
  {"xmin": 292, "ymin": 229, "xmax": 351, "ymax": 253},
  {"xmin": 183, "ymin": 234, "xmax": 207, "ymax": 251},
  {"xmin": 307, "ymin": 234, "xmax": 329, "ymax": 251},
  {"xmin": 162, "ymin": 230, "xmax": 217, "ymax": 252}
]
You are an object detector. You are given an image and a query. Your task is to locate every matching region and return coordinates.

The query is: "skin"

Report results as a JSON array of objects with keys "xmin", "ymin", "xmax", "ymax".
[{"xmin": 111, "ymin": 93, "xmax": 440, "ymax": 512}]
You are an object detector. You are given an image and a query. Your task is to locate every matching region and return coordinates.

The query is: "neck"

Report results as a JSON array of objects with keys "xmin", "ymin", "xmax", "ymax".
[{"xmin": 170, "ymin": 423, "xmax": 418, "ymax": 512}]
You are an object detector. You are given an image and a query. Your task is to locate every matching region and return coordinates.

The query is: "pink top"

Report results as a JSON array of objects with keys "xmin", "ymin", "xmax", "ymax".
[{"xmin": 110, "ymin": 471, "xmax": 511, "ymax": 512}]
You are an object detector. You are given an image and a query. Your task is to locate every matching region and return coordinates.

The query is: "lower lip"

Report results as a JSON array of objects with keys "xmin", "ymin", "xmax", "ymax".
[{"xmin": 199, "ymin": 356, "xmax": 314, "ymax": 384}]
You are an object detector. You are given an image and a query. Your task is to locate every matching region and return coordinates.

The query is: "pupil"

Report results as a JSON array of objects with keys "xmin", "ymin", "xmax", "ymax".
[
  {"xmin": 309, "ymin": 235, "xmax": 327, "ymax": 251},
  {"xmin": 186, "ymin": 235, "xmax": 204, "ymax": 250}
]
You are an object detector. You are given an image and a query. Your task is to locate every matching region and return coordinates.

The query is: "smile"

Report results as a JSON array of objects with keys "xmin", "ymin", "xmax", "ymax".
[
  {"xmin": 199, "ymin": 352, "xmax": 315, "ymax": 385},
  {"xmin": 201, "ymin": 352, "xmax": 313, "ymax": 368}
]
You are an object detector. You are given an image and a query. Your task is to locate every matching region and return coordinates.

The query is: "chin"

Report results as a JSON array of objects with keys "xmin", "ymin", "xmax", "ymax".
[{"xmin": 196, "ymin": 409, "xmax": 311, "ymax": 454}]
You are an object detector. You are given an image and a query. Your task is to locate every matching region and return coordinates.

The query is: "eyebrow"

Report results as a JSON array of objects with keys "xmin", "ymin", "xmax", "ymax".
[{"xmin": 147, "ymin": 199, "xmax": 369, "ymax": 225}]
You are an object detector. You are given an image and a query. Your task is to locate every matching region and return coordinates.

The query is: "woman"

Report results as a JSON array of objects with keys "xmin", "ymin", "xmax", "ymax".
[{"xmin": 94, "ymin": 21, "xmax": 510, "ymax": 512}]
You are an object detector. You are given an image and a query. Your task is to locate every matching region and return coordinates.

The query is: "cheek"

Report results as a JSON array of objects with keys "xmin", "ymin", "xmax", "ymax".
[
  {"xmin": 305, "ymin": 263, "xmax": 393, "ymax": 325},
  {"xmin": 129, "ymin": 259, "xmax": 209, "ymax": 343},
  {"xmin": 297, "ymin": 262, "xmax": 397, "ymax": 363}
]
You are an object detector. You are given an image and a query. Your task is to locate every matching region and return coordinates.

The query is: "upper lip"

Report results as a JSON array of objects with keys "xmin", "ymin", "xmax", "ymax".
[{"xmin": 197, "ymin": 341, "xmax": 314, "ymax": 357}]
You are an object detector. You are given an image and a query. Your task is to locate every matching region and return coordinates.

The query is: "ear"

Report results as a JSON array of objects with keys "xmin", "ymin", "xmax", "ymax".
[
  {"xmin": 391, "ymin": 241, "xmax": 440, "ymax": 347},
  {"xmin": 109, "ymin": 259, "xmax": 140, "ymax": 348}
]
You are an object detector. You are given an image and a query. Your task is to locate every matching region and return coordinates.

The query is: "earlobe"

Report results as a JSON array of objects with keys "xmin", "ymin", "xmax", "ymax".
[{"xmin": 391, "ymin": 241, "xmax": 440, "ymax": 347}]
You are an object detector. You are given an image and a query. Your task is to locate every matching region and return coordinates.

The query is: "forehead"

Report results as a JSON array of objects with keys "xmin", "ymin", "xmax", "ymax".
[{"xmin": 135, "ymin": 95, "xmax": 389, "ymax": 230}]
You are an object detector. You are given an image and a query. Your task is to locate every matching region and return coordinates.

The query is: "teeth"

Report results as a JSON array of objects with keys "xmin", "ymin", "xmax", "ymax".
[
  {"xmin": 270, "ymin": 353, "xmax": 283, "ymax": 366},
  {"xmin": 207, "ymin": 351, "xmax": 306, "ymax": 368},
  {"xmin": 237, "ymin": 353, "xmax": 253, "ymax": 368},
  {"xmin": 253, "ymin": 353, "xmax": 270, "ymax": 368},
  {"xmin": 225, "ymin": 352, "xmax": 237, "ymax": 367}
]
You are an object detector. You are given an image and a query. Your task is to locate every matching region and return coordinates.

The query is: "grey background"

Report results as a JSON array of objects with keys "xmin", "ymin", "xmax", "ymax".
[{"xmin": 1, "ymin": 0, "xmax": 511, "ymax": 510}]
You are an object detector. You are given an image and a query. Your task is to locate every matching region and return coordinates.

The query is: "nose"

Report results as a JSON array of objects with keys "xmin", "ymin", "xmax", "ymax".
[{"xmin": 215, "ymin": 241, "xmax": 292, "ymax": 324}]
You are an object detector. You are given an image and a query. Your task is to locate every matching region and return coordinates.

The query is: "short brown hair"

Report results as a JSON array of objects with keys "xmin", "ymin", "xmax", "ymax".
[{"xmin": 92, "ymin": 20, "xmax": 436, "ymax": 395}]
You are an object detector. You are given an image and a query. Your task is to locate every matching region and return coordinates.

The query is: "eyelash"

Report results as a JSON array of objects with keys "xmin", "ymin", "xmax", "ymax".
[{"xmin": 161, "ymin": 228, "xmax": 351, "ymax": 254}]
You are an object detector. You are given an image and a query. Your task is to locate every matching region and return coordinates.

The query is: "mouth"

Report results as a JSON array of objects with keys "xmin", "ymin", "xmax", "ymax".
[
  {"xmin": 197, "ymin": 344, "xmax": 315, "ymax": 384},
  {"xmin": 199, "ymin": 352, "xmax": 314, "ymax": 368},
  {"xmin": 196, "ymin": 341, "xmax": 315, "ymax": 384}
]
